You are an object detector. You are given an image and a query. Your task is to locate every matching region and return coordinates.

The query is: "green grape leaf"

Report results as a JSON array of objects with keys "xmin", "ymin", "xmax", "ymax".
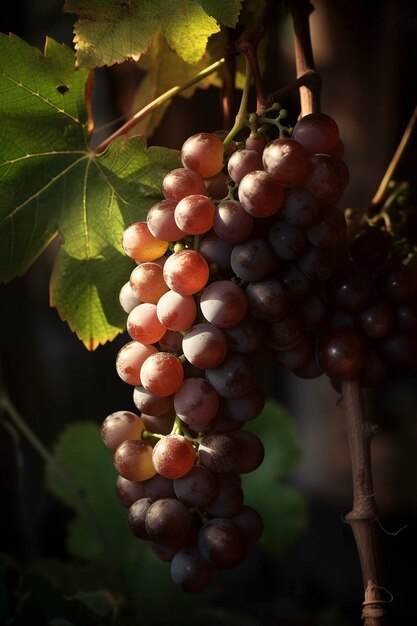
[
  {"xmin": 198, "ymin": 0, "xmax": 243, "ymax": 28},
  {"xmin": 0, "ymin": 34, "xmax": 179, "ymax": 348},
  {"xmin": 242, "ymin": 401, "xmax": 307, "ymax": 553},
  {"xmin": 161, "ymin": 0, "xmax": 220, "ymax": 64},
  {"xmin": 65, "ymin": 0, "xmax": 221, "ymax": 67},
  {"xmin": 64, "ymin": 0, "xmax": 161, "ymax": 67}
]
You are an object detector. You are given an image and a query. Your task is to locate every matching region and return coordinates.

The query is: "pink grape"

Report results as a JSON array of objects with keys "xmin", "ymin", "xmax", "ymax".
[
  {"xmin": 238, "ymin": 170, "xmax": 284, "ymax": 217},
  {"xmin": 140, "ymin": 352, "xmax": 184, "ymax": 396},
  {"xmin": 181, "ymin": 132, "xmax": 224, "ymax": 178},
  {"xmin": 163, "ymin": 250, "xmax": 209, "ymax": 295},
  {"xmin": 157, "ymin": 290, "xmax": 197, "ymax": 331},
  {"xmin": 200, "ymin": 281, "xmax": 247, "ymax": 328},
  {"xmin": 182, "ymin": 322, "xmax": 227, "ymax": 369},
  {"xmin": 127, "ymin": 303, "xmax": 166, "ymax": 344},
  {"xmin": 129, "ymin": 263, "xmax": 169, "ymax": 304},
  {"xmin": 101, "ymin": 410, "xmax": 145, "ymax": 450},
  {"xmin": 152, "ymin": 434, "xmax": 196, "ymax": 479},
  {"xmin": 174, "ymin": 194, "xmax": 216, "ymax": 235},
  {"xmin": 114, "ymin": 439, "xmax": 156, "ymax": 481},
  {"xmin": 174, "ymin": 377, "xmax": 220, "ymax": 426},
  {"xmin": 162, "ymin": 168, "xmax": 207, "ymax": 201},
  {"xmin": 147, "ymin": 200, "xmax": 185, "ymax": 242}
]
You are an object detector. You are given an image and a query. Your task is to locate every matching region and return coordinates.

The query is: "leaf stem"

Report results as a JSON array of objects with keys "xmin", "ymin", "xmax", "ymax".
[
  {"xmin": 371, "ymin": 105, "xmax": 417, "ymax": 209},
  {"xmin": 223, "ymin": 61, "xmax": 252, "ymax": 148},
  {"xmin": 95, "ymin": 58, "xmax": 226, "ymax": 154}
]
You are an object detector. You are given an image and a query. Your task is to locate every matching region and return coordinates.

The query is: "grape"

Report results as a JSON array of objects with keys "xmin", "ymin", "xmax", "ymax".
[
  {"xmin": 171, "ymin": 547, "xmax": 214, "ymax": 592},
  {"xmin": 198, "ymin": 519, "xmax": 247, "ymax": 569},
  {"xmin": 140, "ymin": 352, "xmax": 184, "ymax": 396},
  {"xmin": 349, "ymin": 226, "xmax": 390, "ymax": 269},
  {"xmin": 306, "ymin": 205, "xmax": 347, "ymax": 246},
  {"xmin": 280, "ymin": 263, "xmax": 311, "ymax": 300},
  {"xmin": 245, "ymin": 133, "xmax": 267, "ymax": 153},
  {"xmin": 143, "ymin": 474, "xmax": 175, "ymax": 500},
  {"xmin": 231, "ymin": 430, "xmax": 265, "ymax": 474},
  {"xmin": 298, "ymin": 245, "xmax": 341, "ymax": 282},
  {"xmin": 231, "ymin": 506, "xmax": 264, "ymax": 544},
  {"xmin": 262, "ymin": 138, "xmax": 310, "ymax": 187},
  {"xmin": 182, "ymin": 323, "xmax": 227, "ymax": 369},
  {"xmin": 281, "ymin": 188, "xmax": 320, "ymax": 228},
  {"xmin": 199, "ymin": 433, "xmax": 240, "ymax": 473},
  {"xmin": 302, "ymin": 294, "xmax": 328, "ymax": 331},
  {"xmin": 268, "ymin": 220, "xmax": 307, "ymax": 260},
  {"xmin": 141, "ymin": 409, "xmax": 176, "ymax": 436},
  {"xmin": 181, "ymin": 133, "xmax": 224, "ymax": 178},
  {"xmin": 119, "ymin": 281, "xmax": 141, "ymax": 314},
  {"xmin": 274, "ymin": 335, "xmax": 314, "ymax": 370},
  {"xmin": 133, "ymin": 386, "xmax": 174, "ymax": 416},
  {"xmin": 238, "ymin": 170, "xmax": 284, "ymax": 217},
  {"xmin": 156, "ymin": 290, "xmax": 197, "ymax": 332},
  {"xmin": 115, "ymin": 476, "xmax": 146, "ymax": 507},
  {"xmin": 122, "ymin": 222, "xmax": 168, "ymax": 262},
  {"xmin": 162, "ymin": 168, "xmax": 207, "ymax": 202},
  {"xmin": 115, "ymin": 341, "xmax": 158, "ymax": 386},
  {"xmin": 152, "ymin": 434, "xmax": 196, "ymax": 479},
  {"xmin": 318, "ymin": 326, "xmax": 368, "ymax": 379},
  {"xmin": 174, "ymin": 194, "xmax": 216, "ymax": 235},
  {"xmin": 198, "ymin": 410, "xmax": 242, "ymax": 434},
  {"xmin": 231, "ymin": 238, "xmax": 277, "ymax": 281},
  {"xmin": 101, "ymin": 410, "xmax": 145, "ymax": 451},
  {"xmin": 163, "ymin": 250, "xmax": 209, "ymax": 295},
  {"xmin": 306, "ymin": 155, "xmax": 349, "ymax": 205},
  {"xmin": 327, "ymin": 264, "xmax": 374, "ymax": 312},
  {"xmin": 127, "ymin": 498, "xmax": 153, "ymax": 539},
  {"xmin": 329, "ymin": 138, "xmax": 345, "ymax": 159},
  {"xmin": 356, "ymin": 300, "xmax": 394, "ymax": 338},
  {"xmin": 227, "ymin": 148, "xmax": 263, "ymax": 184},
  {"xmin": 206, "ymin": 473, "xmax": 244, "ymax": 517},
  {"xmin": 200, "ymin": 281, "xmax": 247, "ymax": 329},
  {"xmin": 359, "ymin": 351, "xmax": 387, "ymax": 389},
  {"xmin": 129, "ymin": 263, "xmax": 169, "ymax": 304},
  {"xmin": 397, "ymin": 301, "xmax": 417, "ymax": 333},
  {"xmin": 271, "ymin": 313, "xmax": 305, "ymax": 349},
  {"xmin": 245, "ymin": 278, "xmax": 290, "ymax": 323},
  {"xmin": 198, "ymin": 233, "xmax": 233, "ymax": 272},
  {"xmin": 292, "ymin": 113, "xmax": 339, "ymax": 155},
  {"xmin": 127, "ymin": 303, "xmax": 166, "ymax": 344},
  {"xmin": 114, "ymin": 439, "xmax": 156, "ymax": 481},
  {"xmin": 293, "ymin": 354, "xmax": 323, "ymax": 379},
  {"xmin": 174, "ymin": 377, "xmax": 220, "ymax": 426},
  {"xmin": 205, "ymin": 353, "xmax": 254, "ymax": 399},
  {"xmin": 173, "ymin": 465, "xmax": 217, "ymax": 508},
  {"xmin": 158, "ymin": 329, "xmax": 183, "ymax": 352},
  {"xmin": 381, "ymin": 333, "xmax": 417, "ymax": 368},
  {"xmin": 213, "ymin": 200, "xmax": 254, "ymax": 244},
  {"xmin": 223, "ymin": 315, "xmax": 263, "ymax": 353},
  {"xmin": 204, "ymin": 171, "xmax": 228, "ymax": 200},
  {"xmin": 222, "ymin": 384, "xmax": 265, "ymax": 422},
  {"xmin": 147, "ymin": 199, "xmax": 185, "ymax": 242},
  {"xmin": 379, "ymin": 262, "xmax": 417, "ymax": 303},
  {"xmin": 145, "ymin": 498, "xmax": 192, "ymax": 545}
]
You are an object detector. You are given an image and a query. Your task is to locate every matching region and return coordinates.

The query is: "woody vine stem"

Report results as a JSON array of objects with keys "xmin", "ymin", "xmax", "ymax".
[{"xmin": 286, "ymin": 1, "xmax": 390, "ymax": 624}]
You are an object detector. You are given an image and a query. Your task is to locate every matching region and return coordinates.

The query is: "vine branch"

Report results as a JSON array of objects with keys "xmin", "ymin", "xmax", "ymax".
[
  {"xmin": 371, "ymin": 105, "xmax": 417, "ymax": 209},
  {"xmin": 342, "ymin": 381, "xmax": 390, "ymax": 625},
  {"xmin": 286, "ymin": 0, "xmax": 321, "ymax": 116},
  {"xmin": 95, "ymin": 57, "xmax": 226, "ymax": 154}
]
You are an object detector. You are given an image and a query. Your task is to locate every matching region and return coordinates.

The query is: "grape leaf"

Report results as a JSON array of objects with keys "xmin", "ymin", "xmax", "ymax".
[
  {"xmin": 0, "ymin": 34, "xmax": 179, "ymax": 348},
  {"xmin": 65, "ymin": 0, "xmax": 221, "ymax": 67},
  {"xmin": 198, "ymin": 0, "xmax": 243, "ymax": 28},
  {"xmin": 160, "ymin": 0, "xmax": 220, "ymax": 64}
]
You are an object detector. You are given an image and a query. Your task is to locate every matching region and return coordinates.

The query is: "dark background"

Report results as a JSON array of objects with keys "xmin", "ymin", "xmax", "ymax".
[{"xmin": 1, "ymin": 1, "xmax": 417, "ymax": 624}]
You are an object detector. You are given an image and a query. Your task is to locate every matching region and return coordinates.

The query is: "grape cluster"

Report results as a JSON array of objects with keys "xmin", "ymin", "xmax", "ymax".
[
  {"xmin": 102, "ymin": 111, "xmax": 374, "ymax": 590},
  {"xmin": 320, "ymin": 222, "xmax": 417, "ymax": 388}
]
